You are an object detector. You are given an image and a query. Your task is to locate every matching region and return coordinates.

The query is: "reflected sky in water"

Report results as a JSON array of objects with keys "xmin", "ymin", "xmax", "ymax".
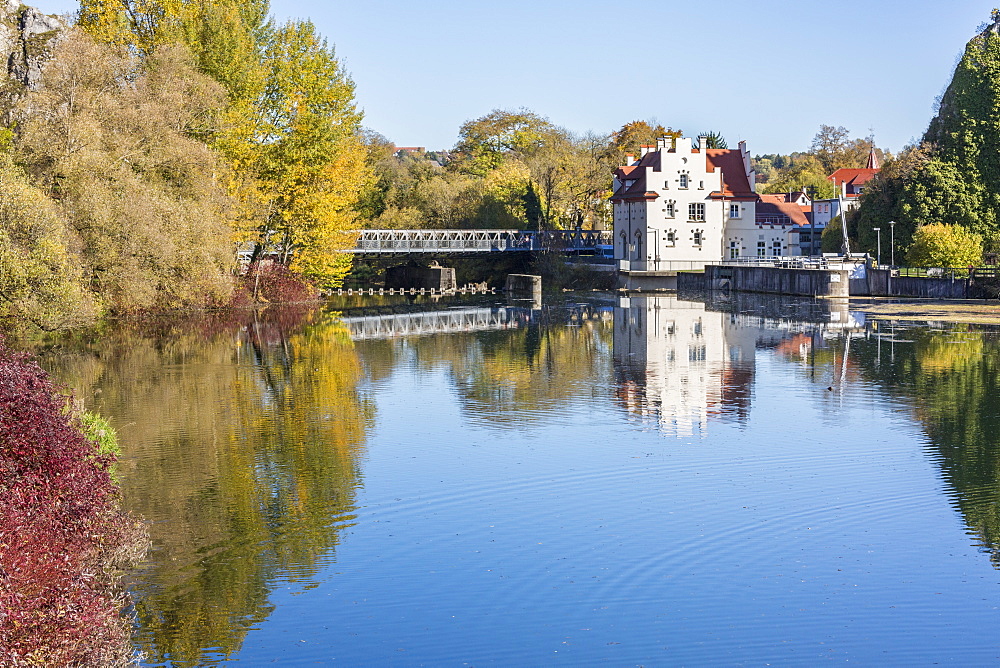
[{"xmin": 37, "ymin": 294, "xmax": 1000, "ymax": 665}]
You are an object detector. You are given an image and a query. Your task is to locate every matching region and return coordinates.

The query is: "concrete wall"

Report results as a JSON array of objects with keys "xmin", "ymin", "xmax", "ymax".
[
  {"xmin": 385, "ymin": 265, "xmax": 456, "ymax": 290},
  {"xmin": 699, "ymin": 265, "xmax": 850, "ymax": 297},
  {"xmin": 856, "ymin": 269, "xmax": 979, "ymax": 299},
  {"xmin": 618, "ymin": 272, "xmax": 678, "ymax": 291}
]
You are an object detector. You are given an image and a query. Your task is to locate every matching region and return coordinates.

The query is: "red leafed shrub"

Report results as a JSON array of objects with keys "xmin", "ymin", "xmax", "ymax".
[
  {"xmin": 0, "ymin": 342, "xmax": 146, "ymax": 666},
  {"xmin": 241, "ymin": 261, "xmax": 318, "ymax": 304}
]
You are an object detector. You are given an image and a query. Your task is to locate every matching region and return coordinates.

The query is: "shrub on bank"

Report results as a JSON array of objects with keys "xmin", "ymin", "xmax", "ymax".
[
  {"xmin": 0, "ymin": 341, "xmax": 146, "ymax": 666},
  {"xmin": 238, "ymin": 261, "xmax": 319, "ymax": 304}
]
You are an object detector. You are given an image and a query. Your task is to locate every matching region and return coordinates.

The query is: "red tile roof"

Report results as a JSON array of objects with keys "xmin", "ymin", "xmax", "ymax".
[
  {"xmin": 828, "ymin": 168, "xmax": 879, "ymax": 188},
  {"xmin": 705, "ymin": 149, "xmax": 755, "ymax": 199},
  {"xmin": 756, "ymin": 195, "xmax": 812, "ymax": 227}
]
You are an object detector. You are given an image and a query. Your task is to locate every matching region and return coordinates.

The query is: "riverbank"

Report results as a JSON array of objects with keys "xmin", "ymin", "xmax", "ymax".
[
  {"xmin": 0, "ymin": 340, "xmax": 147, "ymax": 665},
  {"xmin": 851, "ymin": 297, "xmax": 1000, "ymax": 324}
]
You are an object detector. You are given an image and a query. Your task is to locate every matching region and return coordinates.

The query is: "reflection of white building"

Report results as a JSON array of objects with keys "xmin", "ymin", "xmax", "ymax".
[{"xmin": 613, "ymin": 294, "xmax": 756, "ymax": 437}]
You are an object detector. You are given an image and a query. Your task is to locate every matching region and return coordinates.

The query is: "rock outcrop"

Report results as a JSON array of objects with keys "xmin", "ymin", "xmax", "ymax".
[{"xmin": 0, "ymin": 0, "xmax": 64, "ymax": 90}]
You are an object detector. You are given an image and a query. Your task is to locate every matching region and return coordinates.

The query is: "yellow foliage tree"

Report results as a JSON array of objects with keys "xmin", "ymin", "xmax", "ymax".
[{"xmin": 905, "ymin": 223, "xmax": 984, "ymax": 268}]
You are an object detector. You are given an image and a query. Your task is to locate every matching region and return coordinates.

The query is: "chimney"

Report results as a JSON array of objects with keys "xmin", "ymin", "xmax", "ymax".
[
  {"xmin": 625, "ymin": 154, "xmax": 635, "ymax": 165},
  {"xmin": 697, "ymin": 135, "xmax": 708, "ymax": 150}
]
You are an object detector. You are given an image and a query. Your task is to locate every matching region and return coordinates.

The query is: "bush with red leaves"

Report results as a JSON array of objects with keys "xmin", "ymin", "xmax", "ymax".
[
  {"xmin": 0, "ymin": 342, "xmax": 145, "ymax": 666},
  {"xmin": 240, "ymin": 262, "xmax": 318, "ymax": 304}
]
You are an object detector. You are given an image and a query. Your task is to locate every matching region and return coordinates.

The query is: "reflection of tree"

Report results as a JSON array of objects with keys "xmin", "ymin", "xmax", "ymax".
[
  {"xmin": 38, "ymin": 307, "xmax": 371, "ymax": 665},
  {"xmin": 850, "ymin": 327, "xmax": 1000, "ymax": 567},
  {"xmin": 353, "ymin": 306, "xmax": 613, "ymax": 429}
]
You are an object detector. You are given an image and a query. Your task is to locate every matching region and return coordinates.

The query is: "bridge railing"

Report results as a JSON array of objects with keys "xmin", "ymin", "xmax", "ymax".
[{"xmin": 349, "ymin": 229, "xmax": 612, "ymax": 255}]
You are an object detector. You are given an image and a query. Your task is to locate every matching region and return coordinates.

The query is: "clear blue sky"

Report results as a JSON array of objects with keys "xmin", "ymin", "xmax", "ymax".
[{"xmin": 35, "ymin": 0, "xmax": 995, "ymax": 156}]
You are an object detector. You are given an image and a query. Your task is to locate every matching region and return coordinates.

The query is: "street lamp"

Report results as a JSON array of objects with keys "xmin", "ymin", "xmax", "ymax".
[
  {"xmin": 873, "ymin": 227, "xmax": 881, "ymax": 268},
  {"xmin": 888, "ymin": 221, "xmax": 895, "ymax": 267}
]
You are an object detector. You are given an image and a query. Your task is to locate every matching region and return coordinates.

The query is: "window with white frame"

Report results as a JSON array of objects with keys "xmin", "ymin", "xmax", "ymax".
[
  {"xmin": 688, "ymin": 203, "xmax": 705, "ymax": 221},
  {"xmin": 679, "ymin": 173, "xmax": 689, "ymax": 189},
  {"xmin": 729, "ymin": 240, "xmax": 739, "ymax": 259},
  {"xmin": 666, "ymin": 230, "xmax": 676, "ymax": 245},
  {"xmin": 693, "ymin": 230, "xmax": 703, "ymax": 246},
  {"xmin": 772, "ymin": 240, "xmax": 782, "ymax": 256},
  {"xmin": 729, "ymin": 203, "xmax": 740, "ymax": 218},
  {"xmin": 665, "ymin": 201, "xmax": 675, "ymax": 217},
  {"xmin": 757, "ymin": 241, "xmax": 766, "ymax": 257}
]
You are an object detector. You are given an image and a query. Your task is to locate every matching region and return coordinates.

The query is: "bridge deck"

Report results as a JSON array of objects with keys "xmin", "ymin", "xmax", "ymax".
[{"xmin": 240, "ymin": 229, "xmax": 612, "ymax": 263}]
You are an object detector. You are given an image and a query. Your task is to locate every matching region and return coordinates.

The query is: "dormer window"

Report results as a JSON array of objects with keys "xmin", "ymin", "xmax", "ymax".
[{"xmin": 679, "ymin": 174, "xmax": 689, "ymax": 189}]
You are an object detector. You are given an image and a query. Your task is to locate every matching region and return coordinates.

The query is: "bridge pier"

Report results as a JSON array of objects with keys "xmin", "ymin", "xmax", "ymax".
[{"xmin": 385, "ymin": 263, "xmax": 457, "ymax": 291}]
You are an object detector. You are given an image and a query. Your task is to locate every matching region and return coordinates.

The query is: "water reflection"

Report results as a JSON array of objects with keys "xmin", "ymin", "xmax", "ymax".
[
  {"xmin": 345, "ymin": 301, "xmax": 614, "ymax": 430},
  {"xmin": 38, "ymin": 307, "xmax": 372, "ymax": 666},
  {"xmin": 846, "ymin": 322, "xmax": 1000, "ymax": 568},
  {"xmin": 29, "ymin": 294, "xmax": 1000, "ymax": 665},
  {"xmin": 612, "ymin": 293, "xmax": 864, "ymax": 436}
]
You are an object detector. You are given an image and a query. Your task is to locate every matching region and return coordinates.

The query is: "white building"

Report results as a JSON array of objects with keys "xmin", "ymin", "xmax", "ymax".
[{"xmin": 610, "ymin": 135, "xmax": 757, "ymax": 273}]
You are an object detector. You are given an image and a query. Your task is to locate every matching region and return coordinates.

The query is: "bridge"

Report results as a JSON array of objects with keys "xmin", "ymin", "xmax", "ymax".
[
  {"xmin": 240, "ymin": 229, "xmax": 612, "ymax": 264},
  {"xmin": 347, "ymin": 229, "xmax": 611, "ymax": 257}
]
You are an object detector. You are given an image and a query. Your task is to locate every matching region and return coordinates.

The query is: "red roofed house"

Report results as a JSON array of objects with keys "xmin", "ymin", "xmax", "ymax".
[
  {"xmin": 811, "ymin": 147, "xmax": 882, "ymax": 236},
  {"xmin": 610, "ymin": 135, "xmax": 757, "ymax": 275},
  {"xmin": 752, "ymin": 193, "xmax": 815, "ymax": 257},
  {"xmin": 829, "ymin": 147, "xmax": 880, "ymax": 201}
]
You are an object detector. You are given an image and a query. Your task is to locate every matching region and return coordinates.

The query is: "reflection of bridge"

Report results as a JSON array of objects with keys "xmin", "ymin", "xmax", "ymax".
[
  {"xmin": 347, "ymin": 229, "xmax": 611, "ymax": 257},
  {"xmin": 340, "ymin": 307, "xmax": 529, "ymax": 340},
  {"xmin": 339, "ymin": 302, "xmax": 611, "ymax": 340}
]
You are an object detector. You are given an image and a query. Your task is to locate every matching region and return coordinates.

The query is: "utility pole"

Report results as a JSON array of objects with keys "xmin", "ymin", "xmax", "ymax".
[{"xmin": 888, "ymin": 221, "xmax": 895, "ymax": 266}]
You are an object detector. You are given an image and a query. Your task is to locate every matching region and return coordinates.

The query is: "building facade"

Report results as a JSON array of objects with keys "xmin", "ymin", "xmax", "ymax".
[{"xmin": 610, "ymin": 136, "xmax": 757, "ymax": 272}]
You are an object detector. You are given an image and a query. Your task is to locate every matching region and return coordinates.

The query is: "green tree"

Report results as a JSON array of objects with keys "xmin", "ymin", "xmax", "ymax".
[
  {"xmin": 700, "ymin": 131, "xmax": 728, "ymax": 149},
  {"xmin": 761, "ymin": 153, "xmax": 836, "ymax": 198},
  {"xmin": 916, "ymin": 13, "xmax": 1000, "ymax": 246},
  {"xmin": 452, "ymin": 108, "xmax": 558, "ymax": 177},
  {"xmin": 811, "ymin": 124, "xmax": 873, "ymax": 173},
  {"xmin": 905, "ymin": 223, "xmax": 983, "ymax": 267}
]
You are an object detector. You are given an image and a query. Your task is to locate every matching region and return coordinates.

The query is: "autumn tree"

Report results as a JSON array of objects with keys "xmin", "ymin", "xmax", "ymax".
[
  {"xmin": 79, "ymin": 1, "xmax": 371, "ymax": 290},
  {"xmin": 13, "ymin": 31, "xmax": 236, "ymax": 314},
  {"xmin": 905, "ymin": 223, "xmax": 983, "ymax": 268},
  {"xmin": 0, "ymin": 153, "xmax": 97, "ymax": 330},
  {"xmin": 610, "ymin": 119, "xmax": 679, "ymax": 161},
  {"xmin": 237, "ymin": 20, "xmax": 369, "ymax": 288}
]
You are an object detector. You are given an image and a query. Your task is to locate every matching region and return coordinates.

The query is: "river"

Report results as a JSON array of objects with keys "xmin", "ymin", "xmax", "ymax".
[{"xmin": 36, "ymin": 292, "xmax": 1000, "ymax": 665}]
